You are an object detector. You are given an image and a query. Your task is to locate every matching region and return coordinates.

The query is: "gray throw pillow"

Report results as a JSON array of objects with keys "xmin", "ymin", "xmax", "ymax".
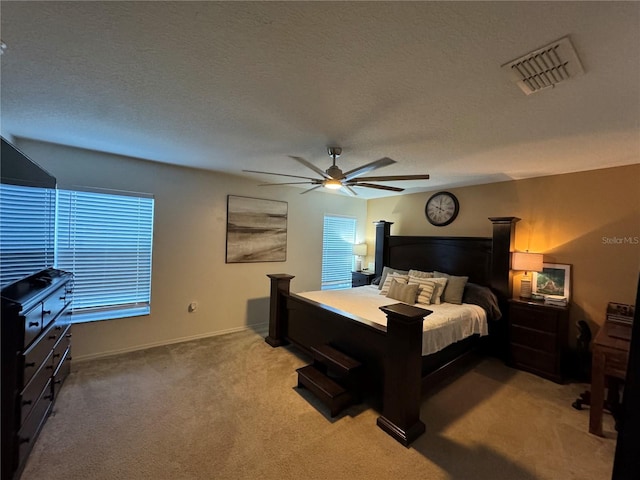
[
  {"xmin": 378, "ymin": 266, "xmax": 409, "ymax": 290},
  {"xmin": 386, "ymin": 280, "xmax": 419, "ymax": 305},
  {"xmin": 433, "ymin": 271, "xmax": 469, "ymax": 305}
]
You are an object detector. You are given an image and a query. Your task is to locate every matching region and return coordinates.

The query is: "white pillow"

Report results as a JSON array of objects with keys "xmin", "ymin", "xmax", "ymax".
[
  {"xmin": 408, "ymin": 275, "xmax": 437, "ymax": 305},
  {"xmin": 379, "ymin": 273, "xmax": 408, "ymax": 295}
]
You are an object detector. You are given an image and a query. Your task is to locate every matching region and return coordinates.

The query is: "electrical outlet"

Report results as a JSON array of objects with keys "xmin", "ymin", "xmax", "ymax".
[{"xmin": 188, "ymin": 302, "xmax": 198, "ymax": 313}]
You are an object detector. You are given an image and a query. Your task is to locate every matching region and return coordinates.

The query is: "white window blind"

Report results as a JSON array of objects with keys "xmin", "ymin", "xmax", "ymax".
[
  {"xmin": 55, "ymin": 189, "xmax": 154, "ymax": 322},
  {"xmin": 321, "ymin": 215, "xmax": 356, "ymax": 290},
  {"xmin": 0, "ymin": 183, "xmax": 56, "ymax": 287}
]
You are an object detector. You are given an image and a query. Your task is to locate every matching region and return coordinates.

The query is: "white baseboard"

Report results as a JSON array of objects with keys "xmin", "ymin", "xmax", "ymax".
[{"xmin": 73, "ymin": 322, "xmax": 269, "ymax": 363}]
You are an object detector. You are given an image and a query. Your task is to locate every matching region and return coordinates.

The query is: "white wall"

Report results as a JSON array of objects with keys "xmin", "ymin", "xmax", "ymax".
[{"xmin": 16, "ymin": 139, "xmax": 367, "ymax": 360}]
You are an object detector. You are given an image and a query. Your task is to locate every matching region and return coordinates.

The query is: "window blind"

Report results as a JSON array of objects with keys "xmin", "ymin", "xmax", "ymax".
[
  {"xmin": 321, "ymin": 215, "xmax": 356, "ymax": 290},
  {"xmin": 55, "ymin": 189, "xmax": 154, "ymax": 322},
  {"xmin": 0, "ymin": 183, "xmax": 56, "ymax": 287}
]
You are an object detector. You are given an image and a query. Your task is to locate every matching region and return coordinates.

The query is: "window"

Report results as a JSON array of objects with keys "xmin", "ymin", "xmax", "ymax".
[
  {"xmin": 321, "ymin": 215, "xmax": 356, "ymax": 290},
  {"xmin": 0, "ymin": 183, "xmax": 56, "ymax": 287},
  {"xmin": 55, "ymin": 189, "xmax": 154, "ymax": 322}
]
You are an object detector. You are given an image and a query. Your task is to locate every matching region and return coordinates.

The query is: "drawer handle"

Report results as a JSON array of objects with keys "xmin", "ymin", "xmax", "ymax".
[
  {"xmin": 28, "ymin": 321, "xmax": 39, "ymax": 328},
  {"xmin": 44, "ymin": 394, "xmax": 54, "ymax": 400},
  {"xmin": 49, "ymin": 334, "xmax": 57, "ymax": 340},
  {"xmin": 22, "ymin": 399, "xmax": 33, "ymax": 406},
  {"xmin": 54, "ymin": 379, "xmax": 62, "ymax": 385},
  {"xmin": 46, "ymin": 365, "xmax": 54, "ymax": 371},
  {"xmin": 19, "ymin": 437, "xmax": 30, "ymax": 445},
  {"xmin": 55, "ymin": 325, "xmax": 63, "ymax": 331},
  {"xmin": 66, "ymin": 333, "xmax": 73, "ymax": 338},
  {"xmin": 25, "ymin": 362, "xmax": 36, "ymax": 368},
  {"xmin": 53, "ymin": 353, "xmax": 61, "ymax": 358},
  {"xmin": 43, "ymin": 310, "xmax": 52, "ymax": 315},
  {"xmin": 59, "ymin": 296, "xmax": 66, "ymax": 300}
]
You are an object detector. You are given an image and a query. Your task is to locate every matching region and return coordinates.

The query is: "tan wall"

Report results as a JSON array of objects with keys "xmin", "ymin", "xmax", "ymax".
[
  {"xmin": 17, "ymin": 139, "xmax": 367, "ymax": 360},
  {"xmin": 366, "ymin": 165, "xmax": 640, "ymax": 343}
]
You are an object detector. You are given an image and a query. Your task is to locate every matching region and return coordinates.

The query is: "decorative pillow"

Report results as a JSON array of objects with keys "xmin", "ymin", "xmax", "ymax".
[
  {"xmin": 462, "ymin": 283, "xmax": 502, "ymax": 321},
  {"xmin": 378, "ymin": 267, "xmax": 409, "ymax": 290},
  {"xmin": 379, "ymin": 273, "xmax": 408, "ymax": 295},
  {"xmin": 408, "ymin": 269, "xmax": 433, "ymax": 279},
  {"xmin": 408, "ymin": 275, "xmax": 437, "ymax": 305},
  {"xmin": 428, "ymin": 277, "xmax": 448, "ymax": 304},
  {"xmin": 433, "ymin": 271, "xmax": 469, "ymax": 304},
  {"xmin": 386, "ymin": 280, "xmax": 419, "ymax": 305}
]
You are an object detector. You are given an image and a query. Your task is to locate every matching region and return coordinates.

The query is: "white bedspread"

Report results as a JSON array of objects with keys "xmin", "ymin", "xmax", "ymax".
[{"xmin": 298, "ymin": 285, "xmax": 488, "ymax": 356}]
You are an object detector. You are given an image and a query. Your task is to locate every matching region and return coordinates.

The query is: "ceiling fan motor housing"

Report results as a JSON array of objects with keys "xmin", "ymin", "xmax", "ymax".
[{"xmin": 326, "ymin": 165, "xmax": 344, "ymax": 179}]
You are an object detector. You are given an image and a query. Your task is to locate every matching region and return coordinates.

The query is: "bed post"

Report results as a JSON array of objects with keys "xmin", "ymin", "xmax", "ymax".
[
  {"xmin": 265, "ymin": 274, "xmax": 294, "ymax": 347},
  {"xmin": 374, "ymin": 221, "xmax": 393, "ymax": 278},
  {"xmin": 488, "ymin": 217, "xmax": 520, "ymax": 302},
  {"xmin": 376, "ymin": 303, "xmax": 431, "ymax": 446}
]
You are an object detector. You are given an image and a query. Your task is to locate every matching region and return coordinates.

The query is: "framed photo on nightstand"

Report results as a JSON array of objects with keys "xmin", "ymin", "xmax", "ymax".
[{"xmin": 532, "ymin": 263, "xmax": 571, "ymax": 301}]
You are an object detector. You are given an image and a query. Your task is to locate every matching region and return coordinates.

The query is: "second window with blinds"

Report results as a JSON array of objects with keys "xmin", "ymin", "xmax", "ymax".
[{"xmin": 321, "ymin": 215, "xmax": 356, "ymax": 290}]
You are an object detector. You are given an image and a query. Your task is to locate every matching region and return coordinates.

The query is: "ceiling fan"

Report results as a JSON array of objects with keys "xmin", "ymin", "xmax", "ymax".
[{"xmin": 243, "ymin": 147, "xmax": 430, "ymax": 196}]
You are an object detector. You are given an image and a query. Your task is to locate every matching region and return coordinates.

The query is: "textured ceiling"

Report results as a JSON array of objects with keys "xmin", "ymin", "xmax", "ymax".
[{"xmin": 1, "ymin": 2, "xmax": 639, "ymax": 198}]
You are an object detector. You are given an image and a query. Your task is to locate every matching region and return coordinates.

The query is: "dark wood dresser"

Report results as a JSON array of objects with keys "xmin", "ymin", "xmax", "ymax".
[
  {"xmin": 508, "ymin": 298, "xmax": 569, "ymax": 383},
  {"xmin": 1, "ymin": 268, "xmax": 73, "ymax": 480}
]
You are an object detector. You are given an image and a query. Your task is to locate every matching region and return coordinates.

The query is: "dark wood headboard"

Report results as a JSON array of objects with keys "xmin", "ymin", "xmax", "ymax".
[{"xmin": 374, "ymin": 217, "xmax": 519, "ymax": 304}]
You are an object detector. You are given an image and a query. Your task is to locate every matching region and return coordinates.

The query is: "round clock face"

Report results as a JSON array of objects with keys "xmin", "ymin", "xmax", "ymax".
[{"xmin": 425, "ymin": 191, "xmax": 459, "ymax": 226}]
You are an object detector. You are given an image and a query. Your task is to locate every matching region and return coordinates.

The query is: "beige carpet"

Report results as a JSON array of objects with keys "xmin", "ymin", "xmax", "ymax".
[{"xmin": 22, "ymin": 329, "xmax": 616, "ymax": 480}]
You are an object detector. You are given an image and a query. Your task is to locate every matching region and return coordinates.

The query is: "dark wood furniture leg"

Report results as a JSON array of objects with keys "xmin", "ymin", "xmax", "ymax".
[
  {"xmin": 590, "ymin": 349, "xmax": 606, "ymax": 436},
  {"xmin": 376, "ymin": 303, "xmax": 430, "ymax": 446},
  {"xmin": 265, "ymin": 274, "xmax": 294, "ymax": 347}
]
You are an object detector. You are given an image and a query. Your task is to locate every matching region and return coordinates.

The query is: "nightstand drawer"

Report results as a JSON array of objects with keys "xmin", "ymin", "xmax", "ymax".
[
  {"xmin": 510, "ymin": 325, "xmax": 557, "ymax": 353},
  {"xmin": 352, "ymin": 272, "xmax": 375, "ymax": 287},
  {"xmin": 511, "ymin": 344, "xmax": 557, "ymax": 374},
  {"xmin": 510, "ymin": 304, "xmax": 558, "ymax": 333}
]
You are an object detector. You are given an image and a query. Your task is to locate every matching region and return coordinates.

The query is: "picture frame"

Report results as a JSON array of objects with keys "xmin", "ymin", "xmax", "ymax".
[
  {"xmin": 226, "ymin": 195, "xmax": 288, "ymax": 263},
  {"xmin": 532, "ymin": 263, "xmax": 571, "ymax": 300}
]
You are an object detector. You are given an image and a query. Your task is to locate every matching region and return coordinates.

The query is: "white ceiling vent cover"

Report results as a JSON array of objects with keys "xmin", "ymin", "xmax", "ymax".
[{"xmin": 502, "ymin": 36, "xmax": 584, "ymax": 95}]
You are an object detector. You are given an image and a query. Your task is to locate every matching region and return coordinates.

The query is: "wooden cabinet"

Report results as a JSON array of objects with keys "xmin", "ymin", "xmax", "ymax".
[
  {"xmin": 352, "ymin": 271, "xmax": 376, "ymax": 287},
  {"xmin": 1, "ymin": 269, "xmax": 73, "ymax": 480},
  {"xmin": 508, "ymin": 299, "xmax": 569, "ymax": 383}
]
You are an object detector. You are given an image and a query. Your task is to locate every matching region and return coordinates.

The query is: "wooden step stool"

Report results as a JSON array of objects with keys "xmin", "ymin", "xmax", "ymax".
[{"xmin": 296, "ymin": 344, "xmax": 362, "ymax": 417}]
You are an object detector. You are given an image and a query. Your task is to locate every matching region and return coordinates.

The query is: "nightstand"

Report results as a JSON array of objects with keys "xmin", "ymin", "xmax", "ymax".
[
  {"xmin": 508, "ymin": 299, "xmax": 569, "ymax": 383},
  {"xmin": 352, "ymin": 271, "xmax": 376, "ymax": 287}
]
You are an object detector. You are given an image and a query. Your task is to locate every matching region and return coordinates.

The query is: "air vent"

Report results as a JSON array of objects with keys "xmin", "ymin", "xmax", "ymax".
[{"xmin": 502, "ymin": 36, "xmax": 584, "ymax": 95}]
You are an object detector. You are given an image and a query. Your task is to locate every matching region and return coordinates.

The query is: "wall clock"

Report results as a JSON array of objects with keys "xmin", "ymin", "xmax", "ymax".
[{"xmin": 425, "ymin": 191, "xmax": 459, "ymax": 226}]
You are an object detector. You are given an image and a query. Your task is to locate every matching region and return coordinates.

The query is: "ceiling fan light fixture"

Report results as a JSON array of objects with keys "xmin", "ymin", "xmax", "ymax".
[{"xmin": 323, "ymin": 179, "xmax": 343, "ymax": 190}]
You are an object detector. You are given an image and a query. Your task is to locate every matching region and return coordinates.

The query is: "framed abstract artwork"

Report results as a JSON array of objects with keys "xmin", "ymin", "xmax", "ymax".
[{"xmin": 226, "ymin": 195, "xmax": 288, "ymax": 263}]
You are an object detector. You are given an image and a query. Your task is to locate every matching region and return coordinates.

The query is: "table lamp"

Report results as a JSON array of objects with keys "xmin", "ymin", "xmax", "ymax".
[
  {"xmin": 352, "ymin": 243, "xmax": 367, "ymax": 272},
  {"xmin": 512, "ymin": 251, "xmax": 543, "ymax": 299}
]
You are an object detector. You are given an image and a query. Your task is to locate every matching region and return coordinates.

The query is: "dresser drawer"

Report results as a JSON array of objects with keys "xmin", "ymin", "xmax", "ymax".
[
  {"xmin": 20, "ymin": 351, "xmax": 54, "ymax": 426},
  {"xmin": 52, "ymin": 325, "xmax": 71, "ymax": 372},
  {"xmin": 41, "ymin": 286, "xmax": 68, "ymax": 329},
  {"xmin": 510, "ymin": 325, "xmax": 557, "ymax": 353},
  {"xmin": 52, "ymin": 349, "xmax": 71, "ymax": 401},
  {"xmin": 17, "ymin": 382, "xmax": 52, "ymax": 472},
  {"xmin": 23, "ymin": 305, "xmax": 43, "ymax": 349},
  {"xmin": 510, "ymin": 304, "xmax": 558, "ymax": 333},
  {"xmin": 21, "ymin": 322, "xmax": 59, "ymax": 388}
]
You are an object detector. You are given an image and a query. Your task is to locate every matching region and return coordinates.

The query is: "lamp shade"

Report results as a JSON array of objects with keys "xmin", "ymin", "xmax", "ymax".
[
  {"xmin": 352, "ymin": 243, "xmax": 367, "ymax": 256},
  {"xmin": 512, "ymin": 252, "xmax": 543, "ymax": 272}
]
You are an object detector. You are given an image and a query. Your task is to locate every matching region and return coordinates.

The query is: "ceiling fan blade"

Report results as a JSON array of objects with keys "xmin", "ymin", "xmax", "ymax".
[
  {"xmin": 348, "ymin": 182, "xmax": 405, "ymax": 192},
  {"xmin": 343, "ymin": 157, "xmax": 396, "ymax": 181},
  {"xmin": 354, "ymin": 174, "xmax": 430, "ymax": 182},
  {"xmin": 300, "ymin": 185, "xmax": 323, "ymax": 195},
  {"xmin": 243, "ymin": 169, "xmax": 320, "ymax": 181},
  {"xmin": 258, "ymin": 181, "xmax": 319, "ymax": 186},
  {"xmin": 289, "ymin": 156, "xmax": 332, "ymax": 179},
  {"xmin": 342, "ymin": 185, "xmax": 358, "ymax": 196}
]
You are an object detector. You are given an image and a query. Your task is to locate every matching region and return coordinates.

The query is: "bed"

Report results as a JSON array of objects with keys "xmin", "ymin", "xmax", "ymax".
[{"xmin": 265, "ymin": 217, "xmax": 519, "ymax": 446}]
